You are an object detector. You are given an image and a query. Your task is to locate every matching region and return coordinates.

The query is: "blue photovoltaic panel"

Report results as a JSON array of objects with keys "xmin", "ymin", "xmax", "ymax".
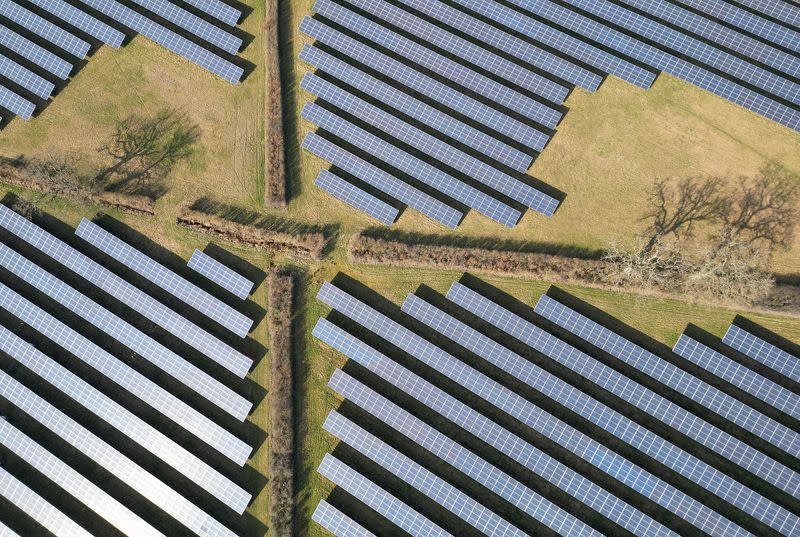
[
  {"xmin": 300, "ymin": 45, "xmax": 533, "ymax": 172},
  {"xmin": 420, "ymin": 288, "xmax": 798, "ymax": 535},
  {"xmin": 673, "ymin": 0, "xmax": 800, "ymax": 54},
  {"xmin": 312, "ymin": 318, "xmax": 671, "ymax": 537},
  {"xmin": 533, "ymin": 295, "xmax": 800, "ymax": 459},
  {"xmin": 301, "ymin": 103, "xmax": 522, "ymax": 227},
  {"xmin": 323, "ymin": 411, "xmax": 528, "ymax": 537},
  {"xmin": 503, "ymin": 0, "xmax": 800, "ymax": 131},
  {"xmin": 673, "ymin": 335, "xmax": 800, "ymax": 420},
  {"xmin": 314, "ymin": 0, "xmax": 563, "ymax": 128},
  {"xmin": 0, "ymin": 0, "xmax": 90, "ymax": 58},
  {"xmin": 0, "ymin": 281, "xmax": 252, "ymax": 466},
  {"xmin": 561, "ymin": 0, "xmax": 800, "ymax": 106},
  {"xmin": 302, "ymin": 73, "xmax": 558, "ymax": 215},
  {"xmin": 448, "ymin": 0, "xmax": 657, "ymax": 89},
  {"xmin": 75, "ymin": 219, "xmax": 254, "ymax": 340},
  {"xmin": 615, "ymin": 0, "xmax": 800, "ymax": 78},
  {"xmin": 0, "ymin": 372, "xmax": 237, "ymax": 537},
  {"xmin": 0, "ymin": 84, "xmax": 34, "ymax": 119},
  {"xmin": 0, "ymin": 467, "xmax": 92, "ymax": 537},
  {"xmin": 312, "ymin": 500, "xmax": 377, "ymax": 537},
  {"xmin": 182, "ymin": 0, "xmax": 241, "ymax": 27},
  {"xmin": 128, "ymin": 0, "xmax": 242, "ymax": 54},
  {"xmin": 0, "ymin": 24, "xmax": 72, "ymax": 79},
  {"xmin": 397, "ymin": 0, "xmax": 602, "ymax": 91},
  {"xmin": 316, "ymin": 283, "xmax": 751, "ymax": 537},
  {"xmin": 449, "ymin": 286, "xmax": 800, "ymax": 498},
  {"xmin": 0, "ymin": 53, "xmax": 54, "ymax": 99},
  {"xmin": 315, "ymin": 170, "xmax": 399, "ymax": 225},
  {"xmin": 188, "ymin": 249, "xmax": 254, "ymax": 300},
  {"xmin": 0, "ymin": 421, "xmax": 165, "ymax": 537},
  {"xmin": 736, "ymin": 0, "xmax": 800, "ymax": 26},
  {"xmin": 317, "ymin": 455, "xmax": 452, "ymax": 537},
  {"xmin": 329, "ymin": 369, "xmax": 604, "ymax": 537},
  {"xmin": 343, "ymin": 0, "xmax": 569, "ymax": 104},
  {"xmin": 0, "ymin": 325, "xmax": 251, "ymax": 514},
  {"xmin": 0, "ymin": 205, "xmax": 253, "ymax": 386},
  {"xmin": 302, "ymin": 132, "xmax": 462, "ymax": 228},
  {"xmin": 0, "ymin": 242, "xmax": 252, "ymax": 421},
  {"xmin": 723, "ymin": 324, "xmax": 800, "ymax": 384},
  {"xmin": 299, "ymin": 17, "xmax": 547, "ymax": 152},
  {"xmin": 26, "ymin": 0, "xmax": 125, "ymax": 48},
  {"xmin": 79, "ymin": 0, "xmax": 243, "ymax": 83}
]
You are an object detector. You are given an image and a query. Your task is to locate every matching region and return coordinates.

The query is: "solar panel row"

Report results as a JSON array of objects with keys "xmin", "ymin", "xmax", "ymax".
[
  {"xmin": 315, "ymin": 170, "xmax": 400, "ymax": 225},
  {"xmin": 182, "ymin": 0, "xmax": 242, "ymax": 27},
  {"xmin": 723, "ymin": 324, "xmax": 800, "ymax": 384},
  {"xmin": 187, "ymin": 249, "xmax": 254, "ymax": 300},
  {"xmin": 0, "ymin": 520, "xmax": 20, "ymax": 537},
  {"xmin": 0, "ymin": 53, "xmax": 54, "ymax": 99},
  {"xmin": 736, "ymin": 0, "xmax": 800, "ymax": 26},
  {"xmin": 0, "ymin": 24, "xmax": 72, "ymax": 79},
  {"xmin": 26, "ymin": 0, "xmax": 126, "ymax": 48},
  {"xmin": 0, "ymin": 0, "xmax": 90, "ymax": 58},
  {"xmin": 0, "ymin": 84, "xmax": 34, "ymax": 119},
  {"xmin": 312, "ymin": 500, "xmax": 377, "ymax": 537}
]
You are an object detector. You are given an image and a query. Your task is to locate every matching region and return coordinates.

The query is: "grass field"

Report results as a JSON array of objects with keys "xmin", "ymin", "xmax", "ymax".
[{"xmin": 1, "ymin": 1, "xmax": 800, "ymax": 535}]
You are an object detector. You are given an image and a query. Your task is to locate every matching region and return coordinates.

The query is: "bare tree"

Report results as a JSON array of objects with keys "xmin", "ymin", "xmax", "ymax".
[{"xmin": 25, "ymin": 155, "xmax": 86, "ymax": 202}]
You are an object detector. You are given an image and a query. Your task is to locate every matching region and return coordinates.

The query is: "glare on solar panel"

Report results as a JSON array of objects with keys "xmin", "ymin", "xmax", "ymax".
[
  {"xmin": 0, "ymin": 24, "xmax": 72, "ymax": 79},
  {"xmin": 187, "ymin": 249, "xmax": 254, "ymax": 300},
  {"xmin": 0, "ymin": 420, "xmax": 165, "ymax": 537},
  {"xmin": 723, "ymin": 324, "xmax": 800, "ymax": 384},
  {"xmin": 0, "ymin": 372, "xmax": 237, "ymax": 537},
  {"xmin": 182, "ymin": 0, "xmax": 242, "ymax": 27},
  {"xmin": 0, "ymin": 281, "xmax": 252, "ymax": 466},
  {"xmin": 26, "ymin": 0, "xmax": 126, "ymax": 48},
  {"xmin": 312, "ymin": 500, "xmax": 377, "ymax": 537},
  {"xmin": 302, "ymin": 73, "xmax": 557, "ymax": 214},
  {"xmin": 75, "ymin": 218, "xmax": 254, "ymax": 340},
  {"xmin": 0, "ymin": 0, "xmax": 90, "ymax": 58},
  {"xmin": 0, "ymin": 53, "xmax": 54, "ymax": 99},
  {"xmin": 300, "ymin": 44, "xmax": 534, "ymax": 172},
  {"xmin": 79, "ymin": 0, "xmax": 243, "ymax": 83},
  {"xmin": 315, "ymin": 170, "xmax": 399, "ymax": 225},
  {"xmin": 0, "ymin": 325, "xmax": 251, "ymax": 514},
  {"xmin": 0, "ymin": 84, "xmax": 34, "ymax": 120}
]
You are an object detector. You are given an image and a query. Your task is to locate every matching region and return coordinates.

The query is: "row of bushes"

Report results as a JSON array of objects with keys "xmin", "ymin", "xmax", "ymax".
[
  {"xmin": 264, "ymin": 0, "xmax": 286, "ymax": 209},
  {"xmin": 267, "ymin": 269, "xmax": 295, "ymax": 537}
]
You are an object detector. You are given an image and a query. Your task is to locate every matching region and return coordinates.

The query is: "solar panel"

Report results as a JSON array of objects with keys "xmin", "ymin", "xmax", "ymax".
[
  {"xmin": 181, "ymin": 0, "xmax": 241, "ymax": 27},
  {"xmin": 614, "ymin": 0, "xmax": 800, "ymax": 78},
  {"xmin": 723, "ymin": 324, "xmax": 800, "ymax": 384},
  {"xmin": 503, "ymin": 0, "xmax": 800, "ymax": 131},
  {"xmin": 561, "ymin": 0, "xmax": 800, "ymax": 106},
  {"xmin": 412, "ymin": 289, "xmax": 798, "ymax": 535},
  {"xmin": 0, "ymin": 205, "xmax": 253, "ymax": 383},
  {"xmin": 128, "ymin": 0, "xmax": 242, "ymax": 54},
  {"xmin": 451, "ymin": 286, "xmax": 800, "ymax": 498},
  {"xmin": 299, "ymin": 17, "xmax": 547, "ymax": 152},
  {"xmin": 25, "ymin": 0, "xmax": 126, "ymax": 48},
  {"xmin": 0, "ymin": 371, "xmax": 237, "ymax": 537},
  {"xmin": 315, "ymin": 170, "xmax": 399, "ymax": 225},
  {"xmin": 324, "ymin": 411, "xmax": 528, "ymax": 537},
  {"xmin": 0, "ymin": 466, "xmax": 92, "ymax": 537},
  {"xmin": 672, "ymin": 0, "xmax": 800, "ymax": 54},
  {"xmin": 0, "ymin": 53, "xmax": 54, "ymax": 99},
  {"xmin": 317, "ymin": 455, "xmax": 452, "ymax": 537},
  {"xmin": 736, "ymin": 0, "xmax": 800, "ymax": 26},
  {"xmin": 302, "ymin": 73, "xmax": 558, "ymax": 215},
  {"xmin": 79, "ymin": 0, "xmax": 244, "ymax": 83},
  {"xmin": 533, "ymin": 295, "xmax": 800, "ymax": 459},
  {"xmin": 396, "ymin": 0, "xmax": 602, "ymax": 91},
  {"xmin": 447, "ymin": 0, "xmax": 657, "ymax": 89},
  {"xmin": 312, "ymin": 500, "xmax": 377, "ymax": 537},
  {"xmin": 0, "ymin": 325, "xmax": 251, "ymax": 514},
  {"xmin": 312, "ymin": 318, "xmax": 672, "ymax": 537},
  {"xmin": 301, "ymin": 103, "xmax": 522, "ymax": 227},
  {"xmin": 316, "ymin": 283, "xmax": 750, "ymax": 537},
  {"xmin": 673, "ymin": 335, "xmax": 800, "ymax": 420},
  {"xmin": 0, "ymin": 420, "xmax": 165, "ymax": 537},
  {"xmin": 0, "ymin": 24, "xmax": 72, "ymax": 79},
  {"xmin": 300, "ymin": 45, "xmax": 534, "ymax": 172},
  {"xmin": 302, "ymin": 133, "xmax": 462, "ymax": 227},
  {"xmin": 0, "ymin": 242, "xmax": 252, "ymax": 421},
  {"xmin": 343, "ymin": 0, "xmax": 570, "ymax": 105},
  {"xmin": 76, "ymin": 219, "xmax": 254, "ymax": 340},
  {"xmin": 187, "ymin": 249, "xmax": 254, "ymax": 300},
  {"xmin": 329, "ymin": 369, "xmax": 604, "ymax": 537},
  {"xmin": 0, "ymin": 281, "xmax": 252, "ymax": 466},
  {"xmin": 0, "ymin": 520, "xmax": 20, "ymax": 537},
  {"xmin": 313, "ymin": 0, "xmax": 563, "ymax": 128},
  {"xmin": 0, "ymin": 0, "xmax": 90, "ymax": 58},
  {"xmin": 0, "ymin": 84, "xmax": 34, "ymax": 119}
]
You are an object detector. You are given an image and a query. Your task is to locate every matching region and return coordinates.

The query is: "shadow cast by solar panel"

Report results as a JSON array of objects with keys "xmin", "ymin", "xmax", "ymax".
[{"xmin": 324, "ymin": 485, "xmax": 412, "ymax": 537}]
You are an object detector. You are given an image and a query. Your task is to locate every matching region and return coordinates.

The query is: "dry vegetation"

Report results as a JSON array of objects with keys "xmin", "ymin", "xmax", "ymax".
[{"xmin": 264, "ymin": 0, "xmax": 287, "ymax": 208}]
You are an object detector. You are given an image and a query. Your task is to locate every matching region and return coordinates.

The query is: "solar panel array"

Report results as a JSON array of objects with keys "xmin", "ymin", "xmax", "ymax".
[
  {"xmin": 187, "ymin": 248, "xmax": 255, "ymax": 300},
  {"xmin": 298, "ymin": 0, "xmax": 800, "ymax": 226},
  {"xmin": 0, "ymin": 0, "xmax": 247, "ymax": 122},
  {"xmin": 0, "ymin": 202, "xmax": 265, "ymax": 536},
  {"xmin": 311, "ymin": 275, "xmax": 800, "ymax": 536}
]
